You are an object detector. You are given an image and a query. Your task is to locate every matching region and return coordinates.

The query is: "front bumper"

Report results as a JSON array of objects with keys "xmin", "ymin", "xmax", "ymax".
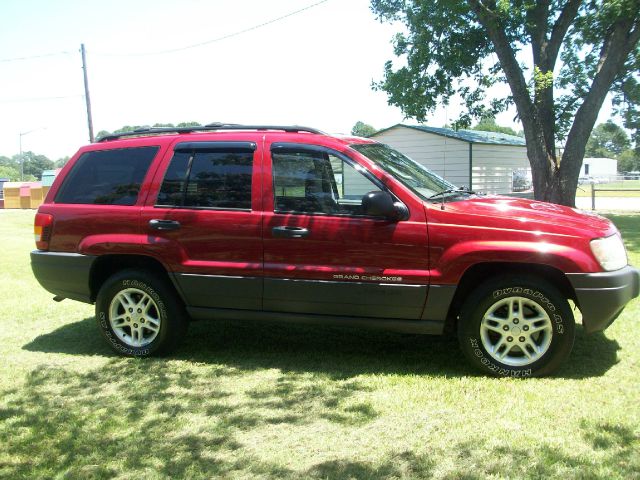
[{"xmin": 567, "ymin": 265, "xmax": 640, "ymax": 334}]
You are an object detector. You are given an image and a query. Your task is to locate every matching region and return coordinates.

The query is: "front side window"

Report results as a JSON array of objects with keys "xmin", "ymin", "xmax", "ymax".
[
  {"xmin": 55, "ymin": 147, "xmax": 158, "ymax": 205},
  {"xmin": 271, "ymin": 148, "xmax": 379, "ymax": 215},
  {"xmin": 157, "ymin": 148, "xmax": 253, "ymax": 209},
  {"xmin": 351, "ymin": 143, "xmax": 459, "ymax": 200}
]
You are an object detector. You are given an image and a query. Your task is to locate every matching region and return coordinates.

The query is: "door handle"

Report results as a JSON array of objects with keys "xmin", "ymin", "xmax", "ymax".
[
  {"xmin": 272, "ymin": 226, "xmax": 310, "ymax": 238},
  {"xmin": 149, "ymin": 219, "xmax": 181, "ymax": 231}
]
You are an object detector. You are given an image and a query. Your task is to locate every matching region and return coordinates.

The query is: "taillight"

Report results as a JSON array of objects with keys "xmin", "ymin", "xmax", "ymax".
[{"xmin": 34, "ymin": 213, "xmax": 53, "ymax": 250}]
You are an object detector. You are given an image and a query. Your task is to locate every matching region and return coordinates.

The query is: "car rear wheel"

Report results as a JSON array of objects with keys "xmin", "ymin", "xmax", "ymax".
[
  {"xmin": 457, "ymin": 275, "xmax": 575, "ymax": 377},
  {"xmin": 96, "ymin": 269, "xmax": 188, "ymax": 356}
]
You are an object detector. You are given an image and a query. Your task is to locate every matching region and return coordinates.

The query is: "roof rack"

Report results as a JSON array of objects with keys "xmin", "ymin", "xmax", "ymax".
[{"xmin": 96, "ymin": 124, "xmax": 325, "ymax": 142}]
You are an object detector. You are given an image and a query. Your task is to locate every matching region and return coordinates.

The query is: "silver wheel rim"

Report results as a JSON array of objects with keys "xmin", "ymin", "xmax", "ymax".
[
  {"xmin": 109, "ymin": 288, "xmax": 161, "ymax": 347},
  {"xmin": 480, "ymin": 296, "xmax": 553, "ymax": 367}
]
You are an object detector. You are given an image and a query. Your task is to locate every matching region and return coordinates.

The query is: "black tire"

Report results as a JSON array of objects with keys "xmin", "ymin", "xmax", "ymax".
[
  {"xmin": 457, "ymin": 275, "xmax": 575, "ymax": 378},
  {"xmin": 95, "ymin": 269, "xmax": 188, "ymax": 357}
]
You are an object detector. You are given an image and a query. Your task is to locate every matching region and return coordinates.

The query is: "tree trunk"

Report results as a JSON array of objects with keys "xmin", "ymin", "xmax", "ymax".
[
  {"xmin": 470, "ymin": 1, "xmax": 639, "ymax": 207},
  {"xmin": 553, "ymin": 15, "xmax": 640, "ymax": 207},
  {"xmin": 527, "ymin": 136, "xmax": 554, "ymax": 202},
  {"xmin": 470, "ymin": 1, "xmax": 557, "ymax": 203}
]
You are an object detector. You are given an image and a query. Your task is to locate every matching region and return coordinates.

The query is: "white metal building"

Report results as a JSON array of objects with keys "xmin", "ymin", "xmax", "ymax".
[
  {"xmin": 580, "ymin": 157, "xmax": 618, "ymax": 179},
  {"xmin": 369, "ymin": 124, "xmax": 531, "ymax": 194}
]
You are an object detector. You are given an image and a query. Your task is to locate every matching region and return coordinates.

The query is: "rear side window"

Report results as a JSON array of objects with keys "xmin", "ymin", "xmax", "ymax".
[
  {"xmin": 55, "ymin": 147, "xmax": 158, "ymax": 205},
  {"xmin": 156, "ymin": 148, "xmax": 253, "ymax": 210}
]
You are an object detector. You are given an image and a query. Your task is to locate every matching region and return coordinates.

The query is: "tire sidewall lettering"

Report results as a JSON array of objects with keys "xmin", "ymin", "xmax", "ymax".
[
  {"xmin": 97, "ymin": 278, "xmax": 163, "ymax": 356},
  {"xmin": 462, "ymin": 282, "xmax": 572, "ymax": 377},
  {"xmin": 493, "ymin": 287, "xmax": 564, "ymax": 336},
  {"xmin": 469, "ymin": 337, "xmax": 533, "ymax": 378}
]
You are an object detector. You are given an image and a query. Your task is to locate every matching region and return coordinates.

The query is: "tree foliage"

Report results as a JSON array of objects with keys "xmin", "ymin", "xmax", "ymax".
[
  {"xmin": 0, "ymin": 156, "xmax": 15, "ymax": 168},
  {"xmin": 17, "ymin": 152, "xmax": 54, "ymax": 179},
  {"xmin": 54, "ymin": 157, "xmax": 70, "ymax": 169},
  {"xmin": 0, "ymin": 153, "xmax": 64, "ymax": 181},
  {"xmin": 371, "ymin": 0, "xmax": 640, "ymax": 205},
  {"xmin": 585, "ymin": 121, "xmax": 631, "ymax": 158},
  {"xmin": 0, "ymin": 165, "xmax": 19, "ymax": 181},
  {"xmin": 96, "ymin": 122, "xmax": 202, "ymax": 139},
  {"xmin": 471, "ymin": 115, "xmax": 521, "ymax": 136},
  {"xmin": 351, "ymin": 121, "xmax": 378, "ymax": 137},
  {"xmin": 613, "ymin": 68, "xmax": 640, "ymax": 156},
  {"xmin": 618, "ymin": 149, "xmax": 640, "ymax": 172}
]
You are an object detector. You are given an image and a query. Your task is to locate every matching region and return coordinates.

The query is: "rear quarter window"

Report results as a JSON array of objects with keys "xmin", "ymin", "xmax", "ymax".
[{"xmin": 55, "ymin": 147, "xmax": 158, "ymax": 205}]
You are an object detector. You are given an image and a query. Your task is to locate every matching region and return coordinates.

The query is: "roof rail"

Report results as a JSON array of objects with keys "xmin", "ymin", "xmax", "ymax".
[{"xmin": 96, "ymin": 124, "xmax": 325, "ymax": 142}]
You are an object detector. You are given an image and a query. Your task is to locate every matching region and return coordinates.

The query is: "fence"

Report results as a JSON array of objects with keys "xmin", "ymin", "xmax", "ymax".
[
  {"xmin": 591, "ymin": 186, "xmax": 640, "ymax": 210},
  {"xmin": 581, "ymin": 176, "xmax": 640, "ymax": 211}
]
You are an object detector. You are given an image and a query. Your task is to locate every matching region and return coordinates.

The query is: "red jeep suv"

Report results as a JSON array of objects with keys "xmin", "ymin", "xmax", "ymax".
[{"xmin": 31, "ymin": 124, "xmax": 639, "ymax": 377}]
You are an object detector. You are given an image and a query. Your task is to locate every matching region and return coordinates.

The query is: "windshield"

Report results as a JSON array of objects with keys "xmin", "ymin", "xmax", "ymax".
[{"xmin": 350, "ymin": 143, "xmax": 458, "ymax": 200}]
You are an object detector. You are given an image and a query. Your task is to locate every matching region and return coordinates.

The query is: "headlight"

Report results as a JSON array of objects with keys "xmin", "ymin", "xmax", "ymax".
[{"xmin": 590, "ymin": 234, "xmax": 628, "ymax": 271}]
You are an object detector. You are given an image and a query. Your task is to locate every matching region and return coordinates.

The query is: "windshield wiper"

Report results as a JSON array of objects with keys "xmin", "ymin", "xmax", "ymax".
[{"xmin": 428, "ymin": 186, "xmax": 474, "ymax": 200}]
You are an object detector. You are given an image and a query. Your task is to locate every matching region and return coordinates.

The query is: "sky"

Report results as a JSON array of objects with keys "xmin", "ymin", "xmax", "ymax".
[{"xmin": 0, "ymin": 0, "xmax": 615, "ymax": 160}]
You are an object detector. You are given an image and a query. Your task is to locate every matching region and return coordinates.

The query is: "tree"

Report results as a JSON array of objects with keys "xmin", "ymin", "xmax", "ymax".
[
  {"xmin": 14, "ymin": 152, "xmax": 54, "ymax": 179},
  {"xmin": 0, "ymin": 155, "xmax": 17, "ymax": 169},
  {"xmin": 54, "ymin": 157, "xmax": 70, "ymax": 169},
  {"xmin": 95, "ymin": 126, "xmax": 143, "ymax": 139},
  {"xmin": 351, "ymin": 121, "xmax": 377, "ymax": 137},
  {"xmin": 618, "ymin": 149, "xmax": 640, "ymax": 172},
  {"xmin": 0, "ymin": 165, "xmax": 19, "ymax": 181},
  {"xmin": 585, "ymin": 121, "xmax": 631, "ymax": 158},
  {"xmin": 471, "ymin": 115, "xmax": 520, "ymax": 136},
  {"xmin": 96, "ymin": 122, "xmax": 202, "ymax": 139},
  {"xmin": 0, "ymin": 154, "xmax": 53, "ymax": 180},
  {"xmin": 612, "ymin": 49, "xmax": 640, "ymax": 155},
  {"xmin": 371, "ymin": 0, "xmax": 640, "ymax": 206}
]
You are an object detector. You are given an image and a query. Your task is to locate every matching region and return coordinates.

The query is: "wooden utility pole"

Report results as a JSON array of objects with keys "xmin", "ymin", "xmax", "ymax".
[{"xmin": 80, "ymin": 44, "xmax": 94, "ymax": 142}]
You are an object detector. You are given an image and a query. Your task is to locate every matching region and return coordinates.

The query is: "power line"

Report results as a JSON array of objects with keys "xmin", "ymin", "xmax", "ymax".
[
  {"xmin": 0, "ymin": 0, "xmax": 330, "ymax": 64},
  {"xmin": 94, "ymin": 0, "xmax": 329, "ymax": 57},
  {"xmin": 0, "ymin": 51, "xmax": 73, "ymax": 63},
  {"xmin": 0, "ymin": 94, "xmax": 83, "ymax": 104}
]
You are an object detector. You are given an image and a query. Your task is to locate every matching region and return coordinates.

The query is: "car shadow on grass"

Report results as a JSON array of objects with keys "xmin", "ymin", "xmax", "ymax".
[
  {"xmin": 1, "ymin": 355, "xmax": 636, "ymax": 479},
  {"xmin": 12, "ymin": 318, "xmax": 628, "ymax": 479},
  {"xmin": 24, "ymin": 316, "xmax": 469, "ymax": 378},
  {"xmin": 23, "ymin": 315, "xmax": 619, "ymax": 379},
  {"xmin": 307, "ymin": 420, "xmax": 639, "ymax": 479},
  {"xmin": 0, "ymin": 356, "xmax": 361, "ymax": 479}
]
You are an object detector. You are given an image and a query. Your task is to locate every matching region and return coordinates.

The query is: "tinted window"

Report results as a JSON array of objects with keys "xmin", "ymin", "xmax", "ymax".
[
  {"xmin": 351, "ymin": 143, "xmax": 455, "ymax": 200},
  {"xmin": 156, "ymin": 152, "xmax": 190, "ymax": 206},
  {"xmin": 157, "ymin": 149, "xmax": 253, "ymax": 209},
  {"xmin": 272, "ymin": 149, "xmax": 378, "ymax": 215},
  {"xmin": 56, "ymin": 147, "xmax": 158, "ymax": 205}
]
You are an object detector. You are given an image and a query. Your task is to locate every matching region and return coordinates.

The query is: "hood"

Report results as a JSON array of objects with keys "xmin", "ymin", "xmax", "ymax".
[{"xmin": 430, "ymin": 195, "xmax": 616, "ymax": 239}]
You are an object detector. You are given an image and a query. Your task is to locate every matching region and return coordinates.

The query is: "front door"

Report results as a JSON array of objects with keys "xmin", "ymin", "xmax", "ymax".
[{"xmin": 262, "ymin": 142, "xmax": 430, "ymax": 319}]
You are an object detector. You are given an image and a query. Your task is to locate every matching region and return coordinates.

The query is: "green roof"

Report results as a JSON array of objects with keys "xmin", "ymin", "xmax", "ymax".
[
  {"xmin": 372, "ymin": 124, "xmax": 526, "ymax": 146},
  {"xmin": 41, "ymin": 169, "xmax": 60, "ymax": 187}
]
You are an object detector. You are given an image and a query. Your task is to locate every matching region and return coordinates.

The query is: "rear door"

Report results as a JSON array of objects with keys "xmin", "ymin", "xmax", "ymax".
[
  {"xmin": 141, "ymin": 140, "xmax": 263, "ymax": 310},
  {"xmin": 262, "ymin": 142, "xmax": 430, "ymax": 319}
]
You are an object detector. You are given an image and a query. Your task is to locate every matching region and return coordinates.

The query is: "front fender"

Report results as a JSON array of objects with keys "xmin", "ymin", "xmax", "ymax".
[{"xmin": 431, "ymin": 240, "xmax": 600, "ymax": 284}]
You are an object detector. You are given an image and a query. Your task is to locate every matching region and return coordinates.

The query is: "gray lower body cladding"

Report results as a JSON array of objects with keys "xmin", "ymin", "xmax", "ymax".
[{"xmin": 567, "ymin": 265, "xmax": 640, "ymax": 333}]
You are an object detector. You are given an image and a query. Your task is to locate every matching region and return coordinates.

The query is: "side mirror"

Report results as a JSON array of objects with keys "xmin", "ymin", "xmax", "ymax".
[{"xmin": 362, "ymin": 191, "xmax": 409, "ymax": 221}]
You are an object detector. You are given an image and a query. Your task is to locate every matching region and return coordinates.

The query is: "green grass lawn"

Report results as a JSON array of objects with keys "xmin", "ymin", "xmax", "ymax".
[
  {"xmin": 1, "ymin": 209, "xmax": 639, "ymax": 479},
  {"xmin": 575, "ymin": 180, "xmax": 640, "ymax": 197}
]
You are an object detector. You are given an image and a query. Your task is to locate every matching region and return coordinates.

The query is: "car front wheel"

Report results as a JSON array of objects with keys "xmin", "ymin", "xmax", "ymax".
[{"xmin": 457, "ymin": 276, "xmax": 575, "ymax": 377}]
